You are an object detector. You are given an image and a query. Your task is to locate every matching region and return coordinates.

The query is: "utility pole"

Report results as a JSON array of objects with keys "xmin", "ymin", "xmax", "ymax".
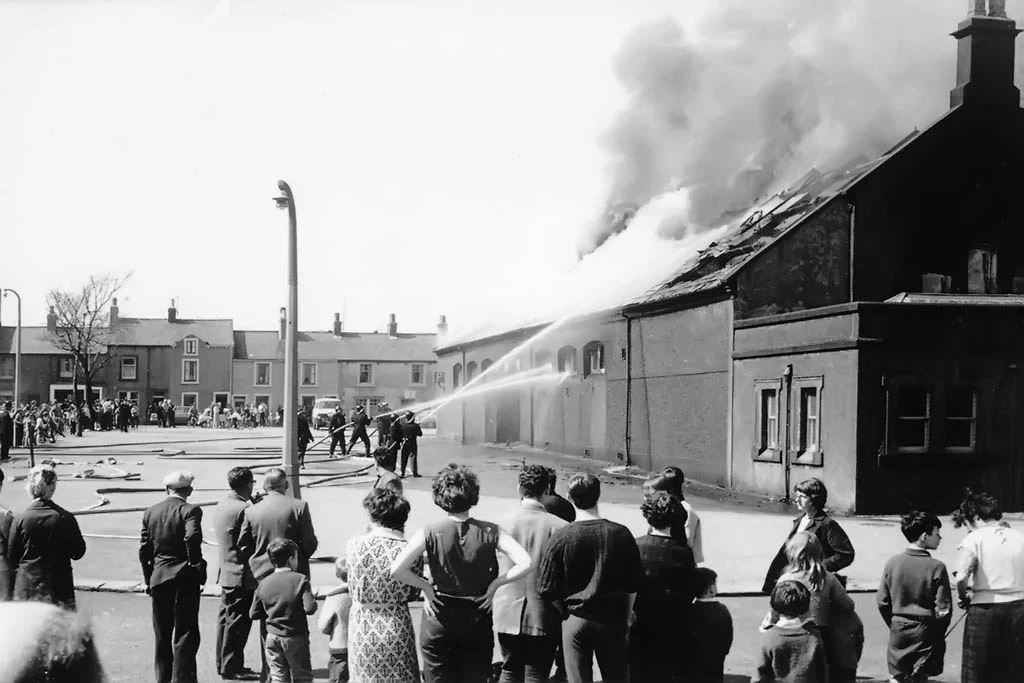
[{"xmin": 274, "ymin": 181, "xmax": 301, "ymax": 498}]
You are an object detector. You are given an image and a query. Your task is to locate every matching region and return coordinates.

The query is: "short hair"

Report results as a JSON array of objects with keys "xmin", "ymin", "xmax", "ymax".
[
  {"xmin": 227, "ymin": 467, "xmax": 254, "ymax": 493},
  {"xmin": 641, "ymin": 491, "xmax": 687, "ymax": 531},
  {"xmin": 373, "ymin": 447, "xmax": 397, "ymax": 471},
  {"xmin": 431, "ymin": 464, "xmax": 480, "ymax": 513},
  {"xmin": 770, "ymin": 580, "xmax": 811, "ymax": 619},
  {"xmin": 567, "ymin": 471, "xmax": 601, "ymax": 510},
  {"xmin": 27, "ymin": 466, "xmax": 58, "ymax": 500},
  {"xmin": 519, "ymin": 465, "xmax": 549, "ymax": 499},
  {"xmin": 794, "ymin": 478, "xmax": 827, "ymax": 510},
  {"xmin": 363, "ymin": 488, "xmax": 411, "ymax": 531},
  {"xmin": 659, "ymin": 467, "xmax": 685, "ymax": 497},
  {"xmin": 268, "ymin": 538, "xmax": 298, "ymax": 568},
  {"xmin": 901, "ymin": 510, "xmax": 941, "ymax": 542},
  {"xmin": 953, "ymin": 488, "xmax": 1002, "ymax": 528},
  {"xmin": 263, "ymin": 468, "xmax": 288, "ymax": 492},
  {"xmin": 693, "ymin": 567, "xmax": 718, "ymax": 596}
]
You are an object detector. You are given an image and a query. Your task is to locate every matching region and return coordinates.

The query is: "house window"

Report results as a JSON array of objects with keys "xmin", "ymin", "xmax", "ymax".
[
  {"xmin": 117, "ymin": 391, "xmax": 139, "ymax": 402},
  {"xmin": 410, "ymin": 363, "xmax": 425, "ymax": 386},
  {"xmin": 59, "ymin": 357, "xmax": 75, "ymax": 378},
  {"xmin": 181, "ymin": 392, "xmax": 198, "ymax": 409},
  {"xmin": 452, "ymin": 363, "xmax": 462, "ymax": 389},
  {"xmin": 945, "ymin": 388, "xmax": 977, "ymax": 452},
  {"xmin": 895, "ymin": 387, "xmax": 931, "ymax": 453},
  {"xmin": 182, "ymin": 359, "xmax": 199, "ymax": 384},
  {"xmin": 583, "ymin": 342, "xmax": 605, "ymax": 377},
  {"xmin": 0, "ymin": 357, "xmax": 13, "ymax": 378},
  {"xmin": 254, "ymin": 362, "xmax": 271, "ymax": 386},
  {"xmin": 358, "ymin": 363, "xmax": 374, "ymax": 386},
  {"xmin": 481, "ymin": 359, "xmax": 493, "ymax": 377},
  {"xmin": 557, "ymin": 346, "xmax": 576, "ymax": 374},
  {"xmin": 184, "ymin": 338, "xmax": 199, "ymax": 356},
  {"xmin": 791, "ymin": 377, "xmax": 824, "ymax": 466},
  {"xmin": 301, "ymin": 363, "xmax": 317, "ymax": 386},
  {"xmin": 752, "ymin": 379, "xmax": 783, "ymax": 463},
  {"xmin": 466, "ymin": 361, "xmax": 478, "ymax": 382},
  {"xmin": 120, "ymin": 356, "xmax": 138, "ymax": 381},
  {"xmin": 356, "ymin": 397, "xmax": 382, "ymax": 412},
  {"xmin": 534, "ymin": 350, "xmax": 553, "ymax": 370}
]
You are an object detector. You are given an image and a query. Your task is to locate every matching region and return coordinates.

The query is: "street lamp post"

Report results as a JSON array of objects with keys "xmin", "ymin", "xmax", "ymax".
[{"xmin": 274, "ymin": 181, "xmax": 301, "ymax": 499}]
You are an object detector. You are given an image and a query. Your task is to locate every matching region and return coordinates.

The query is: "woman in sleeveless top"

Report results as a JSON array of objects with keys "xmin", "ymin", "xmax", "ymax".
[
  {"xmin": 346, "ymin": 488, "xmax": 422, "ymax": 683},
  {"xmin": 392, "ymin": 464, "xmax": 532, "ymax": 683}
]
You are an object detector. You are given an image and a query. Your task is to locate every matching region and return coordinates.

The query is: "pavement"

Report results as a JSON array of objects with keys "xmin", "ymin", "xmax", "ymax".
[{"xmin": 0, "ymin": 426, "xmax": 991, "ymax": 681}]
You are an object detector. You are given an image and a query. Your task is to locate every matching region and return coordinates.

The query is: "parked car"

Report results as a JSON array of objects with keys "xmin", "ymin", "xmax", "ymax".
[{"xmin": 312, "ymin": 397, "xmax": 342, "ymax": 430}]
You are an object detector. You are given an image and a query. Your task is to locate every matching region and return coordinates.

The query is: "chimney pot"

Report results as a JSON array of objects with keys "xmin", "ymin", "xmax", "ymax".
[
  {"xmin": 968, "ymin": 246, "xmax": 999, "ymax": 294},
  {"xmin": 46, "ymin": 307, "xmax": 57, "ymax": 333},
  {"xmin": 950, "ymin": 11, "xmax": 1021, "ymax": 110},
  {"xmin": 437, "ymin": 314, "xmax": 449, "ymax": 336},
  {"xmin": 387, "ymin": 313, "xmax": 398, "ymax": 337},
  {"xmin": 167, "ymin": 299, "xmax": 177, "ymax": 323},
  {"xmin": 333, "ymin": 312, "xmax": 343, "ymax": 336}
]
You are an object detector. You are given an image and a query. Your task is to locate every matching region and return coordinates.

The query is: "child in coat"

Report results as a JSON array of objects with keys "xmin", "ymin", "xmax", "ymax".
[
  {"xmin": 690, "ymin": 567, "xmax": 733, "ymax": 683},
  {"xmin": 754, "ymin": 580, "xmax": 830, "ymax": 683}
]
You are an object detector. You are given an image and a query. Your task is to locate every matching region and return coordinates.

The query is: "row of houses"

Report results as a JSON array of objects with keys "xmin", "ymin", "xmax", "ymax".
[{"xmin": 0, "ymin": 300, "xmax": 442, "ymax": 418}]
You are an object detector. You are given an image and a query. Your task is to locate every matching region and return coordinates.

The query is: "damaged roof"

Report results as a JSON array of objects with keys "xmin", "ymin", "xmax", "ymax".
[{"xmin": 234, "ymin": 330, "xmax": 438, "ymax": 362}]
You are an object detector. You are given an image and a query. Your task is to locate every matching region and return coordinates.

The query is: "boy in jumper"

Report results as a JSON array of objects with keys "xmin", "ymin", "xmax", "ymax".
[
  {"xmin": 250, "ymin": 539, "xmax": 317, "ymax": 683},
  {"xmin": 753, "ymin": 580, "xmax": 829, "ymax": 683},
  {"xmin": 689, "ymin": 567, "xmax": 733, "ymax": 683}
]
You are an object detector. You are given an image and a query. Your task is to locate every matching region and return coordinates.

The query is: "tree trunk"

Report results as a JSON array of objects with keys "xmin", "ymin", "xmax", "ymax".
[{"xmin": 84, "ymin": 376, "xmax": 97, "ymax": 429}]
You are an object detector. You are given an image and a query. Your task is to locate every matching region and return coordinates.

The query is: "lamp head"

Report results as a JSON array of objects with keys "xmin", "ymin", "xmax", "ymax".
[{"xmin": 273, "ymin": 193, "xmax": 289, "ymax": 210}]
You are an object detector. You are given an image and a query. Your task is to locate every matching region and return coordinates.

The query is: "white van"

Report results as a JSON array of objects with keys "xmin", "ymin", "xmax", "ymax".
[{"xmin": 312, "ymin": 397, "xmax": 342, "ymax": 430}]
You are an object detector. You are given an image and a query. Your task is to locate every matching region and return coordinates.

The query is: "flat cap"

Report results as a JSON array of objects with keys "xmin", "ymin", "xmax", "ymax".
[{"xmin": 163, "ymin": 470, "xmax": 195, "ymax": 489}]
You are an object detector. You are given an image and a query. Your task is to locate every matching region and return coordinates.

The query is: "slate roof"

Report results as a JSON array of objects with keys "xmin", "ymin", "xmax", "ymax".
[
  {"xmin": 0, "ymin": 326, "xmax": 72, "ymax": 355},
  {"xmin": 233, "ymin": 330, "xmax": 438, "ymax": 362},
  {"xmin": 111, "ymin": 318, "xmax": 235, "ymax": 347}
]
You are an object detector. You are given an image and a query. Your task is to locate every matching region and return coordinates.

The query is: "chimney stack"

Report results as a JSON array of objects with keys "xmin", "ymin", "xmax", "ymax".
[
  {"xmin": 46, "ymin": 306, "xmax": 57, "ymax": 333},
  {"xmin": 950, "ymin": 2, "xmax": 1021, "ymax": 110},
  {"xmin": 333, "ymin": 312, "xmax": 343, "ymax": 336},
  {"xmin": 167, "ymin": 299, "xmax": 177, "ymax": 323},
  {"xmin": 110, "ymin": 297, "xmax": 119, "ymax": 326},
  {"xmin": 387, "ymin": 313, "xmax": 398, "ymax": 337},
  {"xmin": 279, "ymin": 307, "xmax": 287, "ymax": 341},
  {"xmin": 437, "ymin": 314, "xmax": 448, "ymax": 337}
]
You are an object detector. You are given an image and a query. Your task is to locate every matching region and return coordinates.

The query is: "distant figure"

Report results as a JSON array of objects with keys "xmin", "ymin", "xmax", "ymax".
[
  {"xmin": 8, "ymin": 465, "xmax": 87, "ymax": 609},
  {"xmin": 297, "ymin": 410, "xmax": 314, "ymax": 468},
  {"xmin": 347, "ymin": 406, "xmax": 372, "ymax": 458},
  {"xmin": 118, "ymin": 400, "xmax": 131, "ymax": 433},
  {"xmin": 399, "ymin": 412, "xmax": 422, "ymax": 479},
  {"xmin": 0, "ymin": 602, "xmax": 107, "ymax": 683},
  {"xmin": 329, "ymin": 407, "xmax": 347, "ymax": 458},
  {"xmin": 0, "ymin": 401, "xmax": 13, "ymax": 461},
  {"xmin": 376, "ymin": 403, "xmax": 394, "ymax": 447}
]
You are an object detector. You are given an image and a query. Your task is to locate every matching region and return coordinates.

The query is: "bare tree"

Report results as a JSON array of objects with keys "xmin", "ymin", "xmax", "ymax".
[{"xmin": 46, "ymin": 274, "xmax": 130, "ymax": 426}]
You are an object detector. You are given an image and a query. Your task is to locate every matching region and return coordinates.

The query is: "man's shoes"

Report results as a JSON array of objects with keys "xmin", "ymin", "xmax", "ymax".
[
  {"xmin": 222, "ymin": 668, "xmax": 259, "ymax": 680},
  {"xmin": 412, "ymin": 474, "xmax": 422, "ymax": 478}
]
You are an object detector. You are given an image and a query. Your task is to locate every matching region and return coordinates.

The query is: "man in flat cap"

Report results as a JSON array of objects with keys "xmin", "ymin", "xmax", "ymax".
[{"xmin": 140, "ymin": 470, "xmax": 206, "ymax": 683}]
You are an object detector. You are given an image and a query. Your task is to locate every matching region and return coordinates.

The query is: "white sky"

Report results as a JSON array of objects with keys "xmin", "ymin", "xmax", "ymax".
[{"xmin": 0, "ymin": 0, "xmax": 706, "ymax": 335}]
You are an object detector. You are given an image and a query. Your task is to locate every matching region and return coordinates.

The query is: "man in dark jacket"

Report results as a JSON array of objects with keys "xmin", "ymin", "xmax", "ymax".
[
  {"xmin": 328, "ymin": 407, "xmax": 347, "ymax": 458},
  {"xmin": 8, "ymin": 465, "xmax": 87, "ymax": 609},
  {"xmin": 399, "ymin": 411, "xmax": 423, "ymax": 478},
  {"xmin": 213, "ymin": 467, "xmax": 259, "ymax": 680},
  {"xmin": 117, "ymin": 401, "xmax": 131, "ymax": 434},
  {"xmin": 296, "ymin": 409, "xmax": 314, "ymax": 468},
  {"xmin": 376, "ymin": 403, "xmax": 394, "ymax": 447},
  {"xmin": 346, "ymin": 405, "xmax": 372, "ymax": 457},
  {"xmin": 140, "ymin": 470, "xmax": 205, "ymax": 683},
  {"xmin": 0, "ymin": 401, "xmax": 13, "ymax": 461}
]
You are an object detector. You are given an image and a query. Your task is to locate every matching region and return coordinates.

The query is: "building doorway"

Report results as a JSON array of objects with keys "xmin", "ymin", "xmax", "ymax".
[
  {"xmin": 495, "ymin": 392, "xmax": 521, "ymax": 444},
  {"xmin": 214, "ymin": 392, "xmax": 229, "ymax": 410}
]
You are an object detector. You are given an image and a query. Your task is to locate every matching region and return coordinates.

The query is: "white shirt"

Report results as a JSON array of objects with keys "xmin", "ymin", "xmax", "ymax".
[
  {"xmin": 957, "ymin": 522, "xmax": 1024, "ymax": 604},
  {"xmin": 682, "ymin": 500, "xmax": 704, "ymax": 564}
]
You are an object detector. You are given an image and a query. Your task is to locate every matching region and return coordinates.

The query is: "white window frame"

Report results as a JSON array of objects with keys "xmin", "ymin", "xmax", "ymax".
[
  {"xmin": 556, "ymin": 347, "xmax": 577, "ymax": 375},
  {"xmin": 752, "ymin": 378, "xmax": 784, "ymax": 463},
  {"xmin": 59, "ymin": 356, "xmax": 75, "ymax": 379},
  {"xmin": 583, "ymin": 342, "xmax": 605, "ymax": 377},
  {"xmin": 180, "ymin": 392, "xmax": 199, "ymax": 409},
  {"xmin": 944, "ymin": 387, "xmax": 978, "ymax": 454},
  {"xmin": 183, "ymin": 338, "xmax": 199, "ymax": 356},
  {"xmin": 410, "ymin": 363, "xmax": 425, "ymax": 386},
  {"xmin": 791, "ymin": 376, "xmax": 824, "ymax": 467},
  {"xmin": 182, "ymin": 359, "xmax": 199, "ymax": 384},
  {"xmin": 117, "ymin": 390, "xmax": 140, "ymax": 402},
  {"xmin": 356, "ymin": 397, "xmax": 383, "ymax": 412},
  {"xmin": 358, "ymin": 363, "xmax": 375, "ymax": 387},
  {"xmin": 120, "ymin": 356, "xmax": 138, "ymax": 381},
  {"xmin": 254, "ymin": 362, "xmax": 272, "ymax": 387},
  {"xmin": 301, "ymin": 362, "xmax": 318, "ymax": 387}
]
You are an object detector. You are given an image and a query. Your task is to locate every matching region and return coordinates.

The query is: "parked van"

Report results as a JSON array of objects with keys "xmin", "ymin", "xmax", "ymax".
[{"xmin": 312, "ymin": 397, "xmax": 342, "ymax": 430}]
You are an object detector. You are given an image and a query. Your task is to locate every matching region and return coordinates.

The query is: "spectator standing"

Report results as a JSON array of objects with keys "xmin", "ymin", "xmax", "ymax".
[
  {"xmin": 249, "ymin": 539, "xmax": 317, "ymax": 683},
  {"xmin": 629, "ymin": 491, "xmax": 696, "ymax": 683},
  {"xmin": 0, "ymin": 467, "xmax": 14, "ymax": 600},
  {"xmin": 167, "ymin": 401, "xmax": 176, "ymax": 428},
  {"xmin": 213, "ymin": 467, "xmax": 260, "ymax": 681},
  {"xmin": 536, "ymin": 471, "xmax": 644, "ymax": 683},
  {"xmin": 399, "ymin": 412, "xmax": 422, "ymax": 478},
  {"xmin": 8, "ymin": 465, "xmax": 87, "ymax": 609},
  {"xmin": 0, "ymin": 401, "xmax": 13, "ymax": 461},
  {"xmin": 539, "ymin": 467, "xmax": 575, "ymax": 523},
  {"xmin": 372, "ymin": 447, "xmax": 403, "ymax": 494},
  {"xmin": 753, "ymin": 581, "xmax": 829, "ymax": 683},
  {"xmin": 139, "ymin": 471, "xmax": 206, "ymax": 683},
  {"xmin": 317, "ymin": 558, "xmax": 352, "ymax": 683},
  {"xmin": 391, "ymin": 464, "xmax": 532, "ymax": 683},
  {"xmin": 118, "ymin": 400, "xmax": 131, "ymax": 433},
  {"xmin": 877, "ymin": 510, "xmax": 952, "ymax": 683},
  {"xmin": 492, "ymin": 465, "xmax": 570, "ymax": 683},
  {"xmin": 644, "ymin": 467, "xmax": 704, "ymax": 564},
  {"xmin": 347, "ymin": 489, "xmax": 423, "ymax": 683},
  {"xmin": 689, "ymin": 568, "xmax": 733, "ymax": 683},
  {"xmin": 952, "ymin": 489, "xmax": 1024, "ymax": 683}
]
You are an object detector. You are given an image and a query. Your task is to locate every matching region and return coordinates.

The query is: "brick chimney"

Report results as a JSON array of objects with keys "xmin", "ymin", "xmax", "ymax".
[
  {"xmin": 279, "ymin": 307, "xmax": 287, "ymax": 340},
  {"xmin": 437, "ymin": 314, "xmax": 448, "ymax": 336},
  {"xmin": 950, "ymin": 2, "xmax": 1021, "ymax": 110},
  {"xmin": 387, "ymin": 313, "xmax": 398, "ymax": 337},
  {"xmin": 333, "ymin": 312, "xmax": 343, "ymax": 336},
  {"xmin": 167, "ymin": 299, "xmax": 177, "ymax": 323},
  {"xmin": 110, "ymin": 297, "xmax": 119, "ymax": 326},
  {"xmin": 46, "ymin": 306, "xmax": 57, "ymax": 333}
]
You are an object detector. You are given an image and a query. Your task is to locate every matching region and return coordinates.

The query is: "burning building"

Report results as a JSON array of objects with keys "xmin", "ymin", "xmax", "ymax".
[{"xmin": 434, "ymin": 3, "xmax": 1024, "ymax": 513}]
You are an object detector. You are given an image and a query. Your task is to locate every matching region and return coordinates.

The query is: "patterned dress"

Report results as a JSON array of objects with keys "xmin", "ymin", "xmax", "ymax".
[{"xmin": 346, "ymin": 530, "xmax": 422, "ymax": 683}]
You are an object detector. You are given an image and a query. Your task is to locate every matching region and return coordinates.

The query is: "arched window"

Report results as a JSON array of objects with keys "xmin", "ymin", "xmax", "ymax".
[
  {"xmin": 534, "ymin": 350, "xmax": 553, "ymax": 370},
  {"xmin": 466, "ymin": 361, "xmax": 478, "ymax": 382},
  {"xmin": 583, "ymin": 341, "xmax": 605, "ymax": 378},
  {"xmin": 556, "ymin": 346, "xmax": 577, "ymax": 374},
  {"xmin": 453, "ymin": 363, "xmax": 462, "ymax": 389},
  {"xmin": 481, "ymin": 359, "xmax": 493, "ymax": 373}
]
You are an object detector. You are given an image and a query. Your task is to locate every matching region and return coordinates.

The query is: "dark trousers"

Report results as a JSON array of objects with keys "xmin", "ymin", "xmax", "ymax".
[
  {"xmin": 348, "ymin": 430, "xmax": 370, "ymax": 457},
  {"xmin": 328, "ymin": 650, "xmax": 349, "ymax": 683},
  {"xmin": 400, "ymin": 446, "xmax": 418, "ymax": 476},
  {"xmin": 298, "ymin": 441, "xmax": 308, "ymax": 466},
  {"xmin": 215, "ymin": 585, "xmax": 254, "ymax": 676},
  {"xmin": 330, "ymin": 432, "xmax": 346, "ymax": 455},
  {"xmin": 151, "ymin": 577, "xmax": 201, "ymax": 683},
  {"xmin": 962, "ymin": 600, "xmax": 1024, "ymax": 683},
  {"xmin": 420, "ymin": 606, "xmax": 494, "ymax": 683},
  {"xmin": 562, "ymin": 615, "xmax": 629, "ymax": 683},
  {"xmin": 498, "ymin": 633, "xmax": 557, "ymax": 683},
  {"xmin": 0, "ymin": 441, "xmax": 9, "ymax": 460}
]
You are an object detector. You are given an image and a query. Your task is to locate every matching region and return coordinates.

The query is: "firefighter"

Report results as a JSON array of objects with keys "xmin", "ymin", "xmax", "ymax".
[
  {"xmin": 376, "ymin": 402, "xmax": 394, "ymax": 448},
  {"xmin": 328, "ymin": 407, "xmax": 347, "ymax": 458}
]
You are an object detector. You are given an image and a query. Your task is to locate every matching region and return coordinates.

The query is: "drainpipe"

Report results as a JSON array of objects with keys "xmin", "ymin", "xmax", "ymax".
[
  {"xmin": 782, "ymin": 363, "xmax": 793, "ymax": 503},
  {"xmin": 624, "ymin": 314, "xmax": 633, "ymax": 467},
  {"xmin": 460, "ymin": 348, "xmax": 467, "ymax": 446}
]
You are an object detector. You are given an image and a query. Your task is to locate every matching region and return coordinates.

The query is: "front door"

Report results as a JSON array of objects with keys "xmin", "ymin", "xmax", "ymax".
[{"xmin": 495, "ymin": 392, "xmax": 521, "ymax": 444}]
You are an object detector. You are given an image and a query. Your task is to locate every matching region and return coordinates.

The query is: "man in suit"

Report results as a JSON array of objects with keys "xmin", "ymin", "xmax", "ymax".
[
  {"xmin": 0, "ymin": 401, "xmax": 13, "ymax": 461},
  {"xmin": 213, "ymin": 467, "xmax": 260, "ymax": 681},
  {"xmin": 117, "ymin": 400, "xmax": 131, "ymax": 434},
  {"xmin": 140, "ymin": 471, "xmax": 205, "ymax": 683},
  {"xmin": 237, "ymin": 468, "xmax": 318, "ymax": 683}
]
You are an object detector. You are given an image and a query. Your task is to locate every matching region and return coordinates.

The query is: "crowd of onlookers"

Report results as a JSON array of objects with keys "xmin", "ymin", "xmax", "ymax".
[{"xmin": 1, "ymin": 449, "xmax": 1024, "ymax": 683}]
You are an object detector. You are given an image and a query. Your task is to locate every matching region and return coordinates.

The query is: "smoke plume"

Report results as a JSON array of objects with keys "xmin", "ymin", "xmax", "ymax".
[{"xmin": 578, "ymin": 0, "xmax": 990, "ymax": 255}]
